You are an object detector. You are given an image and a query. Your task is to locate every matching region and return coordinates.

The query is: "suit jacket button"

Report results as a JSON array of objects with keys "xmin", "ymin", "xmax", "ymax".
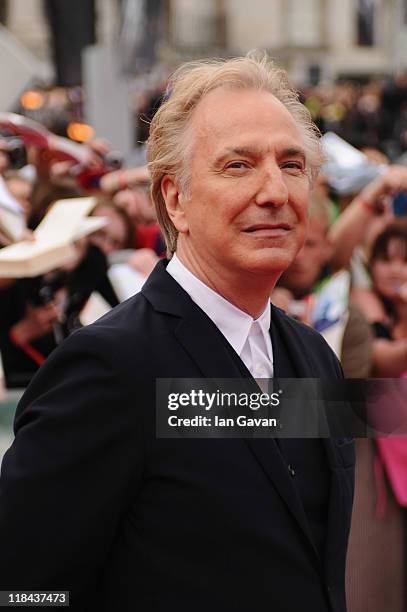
[{"xmin": 288, "ymin": 464, "xmax": 295, "ymax": 477}]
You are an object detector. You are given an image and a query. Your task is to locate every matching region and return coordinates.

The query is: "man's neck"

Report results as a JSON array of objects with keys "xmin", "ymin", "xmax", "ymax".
[{"xmin": 174, "ymin": 250, "xmax": 277, "ymax": 319}]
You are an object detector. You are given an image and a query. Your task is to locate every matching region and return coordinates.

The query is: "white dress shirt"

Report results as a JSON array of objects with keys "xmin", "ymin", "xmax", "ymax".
[{"xmin": 167, "ymin": 254, "xmax": 274, "ymax": 378}]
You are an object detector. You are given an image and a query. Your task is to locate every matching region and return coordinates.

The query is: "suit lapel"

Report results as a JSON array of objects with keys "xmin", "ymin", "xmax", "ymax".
[
  {"xmin": 143, "ymin": 261, "xmax": 255, "ymax": 380},
  {"xmin": 270, "ymin": 305, "xmax": 316, "ymax": 376},
  {"xmin": 271, "ymin": 306, "xmax": 350, "ymax": 572},
  {"xmin": 143, "ymin": 264, "xmax": 338, "ymax": 568},
  {"xmin": 243, "ymin": 437, "xmax": 321, "ymax": 562},
  {"xmin": 174, "ymin": 315, "xmax": 247, "ymax": 379},
  {"xmin": 177, "ymin": 302, "xmax": 324, "ymax": 565},
  {"xmin": 248, "ymin": 306, "xmax": 322, "ymax": 562}
]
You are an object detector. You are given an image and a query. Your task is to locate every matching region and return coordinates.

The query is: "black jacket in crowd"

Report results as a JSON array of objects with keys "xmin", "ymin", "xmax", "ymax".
[{"xmin": 0, "ymin": 245, "xmax": 118, "ymax": 388}]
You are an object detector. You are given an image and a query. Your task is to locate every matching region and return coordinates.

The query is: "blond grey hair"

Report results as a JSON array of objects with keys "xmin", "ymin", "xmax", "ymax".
[{"xmin": 147, "ymin": 52, "xmax": 323, "ymax": 256}]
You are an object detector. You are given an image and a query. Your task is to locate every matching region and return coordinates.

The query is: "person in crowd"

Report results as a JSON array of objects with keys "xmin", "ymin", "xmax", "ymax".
[
  {"xmin": 275, "ymin": 192, "xmax": 333, "ymax": 301},
  {"xmin": 324, "ymin": 163, "xmax": 407, "ymax": 612},
  {"xmin": 101, "ymin": 165, "xmax": 165, "ymax": 256},
  {"xmin": 0, "ymin": 231, "xmax": 119, "ymax": 388},
  {"xmin": 366, "ymin": 221, "xmax": 407, "ymax": 376},
  {"xmin": 327, "ymin": 165, "xmax": 407, "ymax": 332},
  {"xmin": 0, "ymin": 138, "xmax": 12, "ymax": 173},
  {"xmin": 0, "ymin": 53, "xmax": 354, "ymax": 612},
  {"xmin": 90, "ymin": 200, "xmax": 134, "ymax": 256},
  {"xmin": 91, "ymin": 198, "xmax": 160, "ymax": 279},
  {"xmin": 28, "ymin": 184, "xmax": 83, "ymax": 230},
  {"xmin": 91, "ymin": 199, "xmax": 160, "ymax": 284},
  {"xmin": 274, "ymin": 166, "xmax": 407, "ymax": 611},
  {"xmin": 303, "ymin": 75, "xmax": 407, "ymax": 158},
  {"xmin": 273, "ymin": 193, "xmax": 373, "ymax": 378},
  {"xmin": 328, "ymin": 165, "xmax": 407, "ymax": 270},
  {"xmin": 345, "ymin": 221, "xmax": 407, "ymax": 612},
  {"xmin": 0, "ymin": 173, "xmax": 33, "ymax": 251},
  {"xmin": 0, "ymin": 189, "xmax": 120, "ymax": 387},
  {"xmin": 113, "ymin": 182, "xmax": 165, "ymax": 254},
  {"xmin": 3, "ymin": 171, "xmax": 33, "ymax": 220},
  {"xmin": 100, "ymin": 165, "xmax": 151, "ymax": 195}
]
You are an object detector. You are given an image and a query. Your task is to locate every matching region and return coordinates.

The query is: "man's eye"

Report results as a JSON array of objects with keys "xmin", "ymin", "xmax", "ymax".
[
  {"xmin": 282, "ymin": 161, "xmax": 305, "ymax": 171},
  {"xmin": 225, "ymin": 161, "xmax": 249, "ymax": 170}
]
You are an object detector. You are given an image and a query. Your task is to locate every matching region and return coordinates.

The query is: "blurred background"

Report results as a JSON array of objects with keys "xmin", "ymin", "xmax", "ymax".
[
  {"xmin": 1, "ymin": 5, "xmax": 407, "ymax": 611},
  {"xmin": 2, "ymin": 0, "xmax": 407, "ymax": 160}
]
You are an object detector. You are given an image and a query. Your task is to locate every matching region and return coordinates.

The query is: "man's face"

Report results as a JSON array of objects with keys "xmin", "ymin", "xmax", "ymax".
[
  {"xmin": 171, "ymin": 88, "xmax": 310, "ymax": 283},
  {"xmin": 279, "ymin": 218, "xmax": 330, "ymax": 297},
  {"xmin": 114, "ymin": 186, "xmax": 155, "ymax": 225},
  {"xmin": 91, "ymin": 206, "xmax": 128, "ymax": 255},
  {"xmin": 371, "ymin": 238, "xmax": 407, "ymax": 302}
]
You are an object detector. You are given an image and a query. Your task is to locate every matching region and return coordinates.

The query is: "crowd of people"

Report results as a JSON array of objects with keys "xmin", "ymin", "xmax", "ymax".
[
  {"xmin": 0, "ymin": 66, "xmax": 407, "ymax": 611},
  {"xmin": 303, "ymin": 73, "xmax": 407, "ymax": 162},
  {"xmin": 0, "ymin": 135, "xmax": 164, "ymax": 388},
  {"xmin": 270, "ymin": 161, "xmax": 407, "ymax": 610}
]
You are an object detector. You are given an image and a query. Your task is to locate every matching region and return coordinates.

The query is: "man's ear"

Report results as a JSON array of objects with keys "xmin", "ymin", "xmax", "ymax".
[{"xmin": 161, "ymin": 175, "xmax": 189, "ymax": 234}]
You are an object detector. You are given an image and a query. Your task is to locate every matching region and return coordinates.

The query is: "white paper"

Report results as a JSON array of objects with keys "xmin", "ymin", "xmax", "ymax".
[
  {"xmin": 34, "ymin": 197, "xmax": 97, "ymax": 244},
  {"xmin": 321, "ymin": 132, "xmax": 367, "ymax": 169},
  {"xmin": 73, "ymin": 216, "xmax": 108, "ymax": 240},
  {"xmin": 80, "ymin": 292, "xmax": 111, "ymax": 325},
  {"xmin": 0, "ymin": 196, "xmax": 99, "ymax": 276},
  {"xmin": 108, "ymin": 263, "xmax": 145, "ymax": 302}
]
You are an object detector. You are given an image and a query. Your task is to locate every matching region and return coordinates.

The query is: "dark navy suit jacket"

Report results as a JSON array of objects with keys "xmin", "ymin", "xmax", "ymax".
[{"xmin": 0, "ymin": 261, "xmax": 354, "ymax": 611}]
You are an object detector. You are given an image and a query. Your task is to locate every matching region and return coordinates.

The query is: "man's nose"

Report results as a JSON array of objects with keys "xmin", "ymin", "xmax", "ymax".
[{"xmin": 254, "ymin": 167, "xmax": 289, "ymax": 208}]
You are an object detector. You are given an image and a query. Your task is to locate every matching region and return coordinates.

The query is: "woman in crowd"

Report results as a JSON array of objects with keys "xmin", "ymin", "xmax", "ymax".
[
  {"xmin": 0, "ymin": 235, "xmax": 120, "ymax": 388},
  {"xmin": 367, "ymin": 221, "xmax": 407, "ymax": 375},
  {"xmin": 91, "ymin": 200, "xmax": 134, "ymax": 256},
  {"xmin": 0, "ymin": 191, "xmax": 121, "ymax": 388},
  {"xmin": 345, "ymin": 220, "xmax": 407, "ymax": 612}
]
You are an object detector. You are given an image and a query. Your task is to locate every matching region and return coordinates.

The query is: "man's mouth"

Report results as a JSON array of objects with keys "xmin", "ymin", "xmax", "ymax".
[{"xmin": 243, "ymin": 223, "xmax": 291, "ymax": 237}]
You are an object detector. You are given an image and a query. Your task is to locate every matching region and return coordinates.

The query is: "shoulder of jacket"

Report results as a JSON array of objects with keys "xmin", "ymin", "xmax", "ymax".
[
  {"xmin": 272, "ymin": 305, "xmax": 343, "ymax": 376},
  {"xmin": 272, "ymin": 305, "xmax": 327, "ymax": 344}
]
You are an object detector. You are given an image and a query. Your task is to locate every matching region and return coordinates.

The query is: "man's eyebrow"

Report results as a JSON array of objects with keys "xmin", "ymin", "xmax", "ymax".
[
  {"xmin": 213, "ymin": 145, "xmax": 307, "ymax": 166},
  {"xmin": 279, "ymin": 147, "xmax": 306, "ymax": 161},
  {"xmin": 213, "ymin": 146, "xmax": 263, "ymax": 165}
]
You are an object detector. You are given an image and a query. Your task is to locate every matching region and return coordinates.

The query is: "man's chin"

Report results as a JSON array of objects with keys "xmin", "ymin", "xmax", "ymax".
[{"xmin": 242, "ymin": 253, "xmax": 295, "ymax": 277}]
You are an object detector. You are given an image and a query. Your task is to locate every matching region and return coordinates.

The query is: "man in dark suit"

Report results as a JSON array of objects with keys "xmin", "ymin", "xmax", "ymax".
[{"xmin": 0, "ymin": 54, "xmax": 354, "ymax": 611}]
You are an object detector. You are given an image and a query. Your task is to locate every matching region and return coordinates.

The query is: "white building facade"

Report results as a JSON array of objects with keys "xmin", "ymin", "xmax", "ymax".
[
  {"xmin": 2, "ymin": 0, "xmax": 407, "ymax": 84},
  {"xmin": 169, "ymin": 0, "xmax": 407, "ymax": 83}
]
